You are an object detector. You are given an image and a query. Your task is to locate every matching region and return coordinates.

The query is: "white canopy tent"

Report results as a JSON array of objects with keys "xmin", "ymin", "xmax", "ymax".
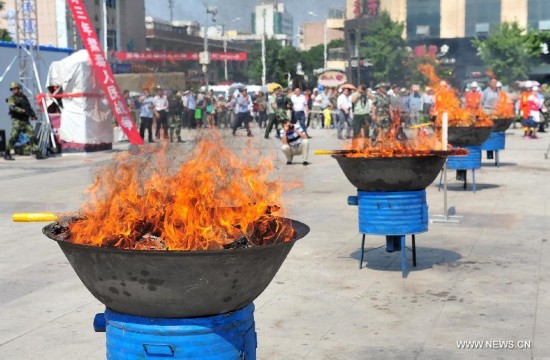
[{"xmin": 46, "ymin": 50, "xmax": 113, "ymax": 149}]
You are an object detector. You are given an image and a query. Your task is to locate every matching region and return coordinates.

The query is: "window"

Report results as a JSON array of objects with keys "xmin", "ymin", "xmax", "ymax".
[
  {"xmin": 107, "ymin": 30, "xmax": 117, "ymax": 50},
  {"xmin": 465, "ymin": 0, "xmax": 500, "ymax": 37},
  {"xmin": 106, "ymin": 0, "xmax": 116, "ymax": 9},
  {"xmin": 407, "ymin": 0, "xmax": 440, "ymax": 40},
  {"xmin": 528, "ymin": 0, "xmax": 550, "ymax": 30}
]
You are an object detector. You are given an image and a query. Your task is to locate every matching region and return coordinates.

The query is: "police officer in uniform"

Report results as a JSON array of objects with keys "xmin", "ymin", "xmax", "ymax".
[
  {"xmin": 4, "ymin": 81, "xmax": 43, "ymax": 161},
  {"xmin": 370, "ymin": 82, "xmax": 393, "ymax": 144},
  {"xmin": 168, "ymin": 90, "xmax": 184, "ymax": 142}
]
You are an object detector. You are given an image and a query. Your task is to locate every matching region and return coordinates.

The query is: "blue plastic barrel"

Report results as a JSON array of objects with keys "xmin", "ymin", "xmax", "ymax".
[
  {"xmin": 99, "ymin": 303, "xmax": 256, "ymax": 359},
  {"xmin": 481, "ymin": 132, "xmax": 505, "ymax": 151},
  {"xmin": 447, "ymin": 145, "xmax": 481, "ymax": 170},
  {"xmin": 354, "ymin": 190, "xmax": 428, "ymax": 235}
]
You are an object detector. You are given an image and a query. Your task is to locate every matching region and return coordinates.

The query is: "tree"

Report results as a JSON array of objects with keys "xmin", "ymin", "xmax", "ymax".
[
  {"xmin": 472, "ymin": 22, "xmax": 541, "ymax": 84},
  {"xmin": 359, "ymin": 11, "xmax": 408, "ymax": 84},
  {"xmin": 245, "ymin": 38, "xmax": 285, "ymax": 85},
  {"xmin": 245, "ymin": 38, "xmax": 345, "ymax": 87},
  {"xmin": 0, "ymin": 1, "xmax": 12, "ymax": 42}
]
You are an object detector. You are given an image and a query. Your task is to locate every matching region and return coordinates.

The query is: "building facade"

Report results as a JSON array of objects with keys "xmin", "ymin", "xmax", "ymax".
[
  {"xmin": 251, "ymin": 1, "xmax": 293, "ymax": 39},
  {"xmin": 144, "ymin": 18, "xmax": 249, "ymax": 84},
  {"xmin": 0, "ymin": 0, "xmax": 146, "ymax": 51},
  {"xmin": 346, "ymin": 0, "xmax": 550, "ymax": 40},
  {"xmin": 344, "ymin": 0, "xmax": 550, "ymax": 83}
]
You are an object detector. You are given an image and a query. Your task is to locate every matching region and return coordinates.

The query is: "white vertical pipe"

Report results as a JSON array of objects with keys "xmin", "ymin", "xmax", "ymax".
[
  {"xmin": 442, "ymin": 112, "xmax": 448, "ymax": 150},
  {"xmin": 102, "ymin": 0, "xmax": 108, "ymax": 54}
]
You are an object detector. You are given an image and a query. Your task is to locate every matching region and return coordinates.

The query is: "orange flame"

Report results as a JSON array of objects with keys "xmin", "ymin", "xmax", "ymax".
[
  {"xmin": 492, "ymin": 92, "xmax": 515, "ymax": 119},
  {"xmin": 419, "ymin": 64, "xmax": 493, "ymax": 127},
  {"xmin": 67, "ymin": 132, "xmax": 295, "ymax": 250}
]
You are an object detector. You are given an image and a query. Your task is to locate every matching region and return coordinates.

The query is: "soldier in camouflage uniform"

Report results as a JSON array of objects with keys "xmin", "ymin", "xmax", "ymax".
[
  {"xmin": 168, "ymin": 91, "xmax": 184, "ymax": 142},
  {"xmin": 4, "ymin": 81, "xmax": 41, "ymax": 161},
  {"xmin": 370, "ymin": 82, "xmax": 393, "ymax": 143},
  {"xmin": 264, "ymin": 86, "xmax": 286, "ymax": 139}
]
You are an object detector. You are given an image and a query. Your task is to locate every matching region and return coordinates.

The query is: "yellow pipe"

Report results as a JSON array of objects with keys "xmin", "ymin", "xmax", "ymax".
[
  {"xmin": 12, "ymin": 212, "xmax": 59, "ymax": 222},
  {"xmin": 314, "ymin": 150, "xmax": 340, "ymax": 155},
  {"xmin": 409, "ymin": 122, "xmax": 434, "ymax": 129}
]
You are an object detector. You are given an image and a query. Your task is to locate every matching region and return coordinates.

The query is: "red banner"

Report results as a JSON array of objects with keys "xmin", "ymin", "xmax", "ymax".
[
  {"xmin": 116, "ymin": 51, "xmax": 199, "ymax": 62},
  {"xmin": 67, "ymin": 0, "xmax": 143, "ymax": 145},
  {"xmin": 211, "ymin": 52, "xmax": 248, "ymax": 61},
  {"xmin": 116, "ymin": 51, "xmax": 248, "ymax": 62}
]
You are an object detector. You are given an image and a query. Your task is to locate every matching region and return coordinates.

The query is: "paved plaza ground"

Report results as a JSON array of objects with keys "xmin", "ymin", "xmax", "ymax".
[{"xmin": 0, "ymin": 125, "xmax": 549, "ymax": 359}]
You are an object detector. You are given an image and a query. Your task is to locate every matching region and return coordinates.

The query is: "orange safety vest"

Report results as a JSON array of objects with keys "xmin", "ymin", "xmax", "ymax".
[
  {"xmin": 519, "ymin": 91, "xmax": 530, "ymax": 118},
  {"xmin": 465, "ymin": 91, "xmax": 481, "ymax": 111}
]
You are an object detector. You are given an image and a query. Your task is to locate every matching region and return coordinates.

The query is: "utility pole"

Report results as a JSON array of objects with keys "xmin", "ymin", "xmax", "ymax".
[
  {"xmin": 223, "ymin": 24, "xmax": 228, "ymax": 81},
  {"xmin": 168, "ymin": 0, "xmax": 174, "ymax": 23},
  {"xmin": 201, "ymin": 3, "xmax": 217, "ymax": 92},
  {"xmin": 261, "ymin": 8, "xmax": 266, "ymax": 86},
  {"xmin": 323, "ymin": 21, "xmax": 328, "ymax": 69}
]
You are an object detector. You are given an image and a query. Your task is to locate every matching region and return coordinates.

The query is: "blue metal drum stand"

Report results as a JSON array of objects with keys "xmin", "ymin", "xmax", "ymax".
[
  {"xmin": 348, "ymin": 190, "xmax": 428, "ymax": 277},
  {"xmin": 481, "ymin": 132, "xmax": 506, "ymax": 166},
  {"xmin": 440, "ymin": 145, "xmax": 481, "ymax": 192},
  {"xmin": 94, "ymin": 303, "xmax": 257, "ymax": 359}
]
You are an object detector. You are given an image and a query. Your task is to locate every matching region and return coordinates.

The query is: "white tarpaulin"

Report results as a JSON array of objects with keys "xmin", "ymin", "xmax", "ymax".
[{"xmin": 46, "ymin": 50, "xmax": 113, "ymax": 145}]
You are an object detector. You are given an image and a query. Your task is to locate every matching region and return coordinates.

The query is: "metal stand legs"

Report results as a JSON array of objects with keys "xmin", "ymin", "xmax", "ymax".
[{"xmin": 359, "ymin": 234, "xmax": 417, "ymax": 277}]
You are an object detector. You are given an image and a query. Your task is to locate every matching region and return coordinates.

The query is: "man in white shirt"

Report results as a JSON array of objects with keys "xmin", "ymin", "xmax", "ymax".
[
  {"xmin": 290, "ymin": 88, "xmax": 311, "ymax": 138},
  {"xmin": 153, "ymin": 86, "xmax": 169, "ymax": 139},
  {"xmin": 311, "ymin": 88, "xmax": 324, "ymax": 129},
  {"xmin": 232, "ymin": 88, "xmax": 253, "ymax": 137},
  {"xmin": 280, "ymin": 119, "xmax": 309, "ymax": 165},
  {"xmin": 337, "ymin": 88, "xmax": 352, "ymax": 139}
]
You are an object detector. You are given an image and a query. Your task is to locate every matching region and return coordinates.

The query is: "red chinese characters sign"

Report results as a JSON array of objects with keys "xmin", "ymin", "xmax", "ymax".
[
  {"xmin": 116, "ymin": 51, "xmax": 248, "ymax": 62},
  {"xmin": 211, "ymin": 52, "xmax": 247, "ymax": 61},
  {"xmin": 368, "ymin": 0, "xmax": 379, "ymax": 16},
  {"xmin": 116, "ymin": 51, "xmax": 199, "ymax": 61},
  {"xmin": 67, "ymin": 0, "xmax": 143, "ymax": 145}
]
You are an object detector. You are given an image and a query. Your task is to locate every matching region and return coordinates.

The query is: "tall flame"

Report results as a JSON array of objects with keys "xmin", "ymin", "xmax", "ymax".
[
  {"xmin": 67, "ymin": 132, "xmax": 294, "ymax": 250},
  {"xmin": 419, "ymin": 64, "xmax": 493, "ymax": 127}
]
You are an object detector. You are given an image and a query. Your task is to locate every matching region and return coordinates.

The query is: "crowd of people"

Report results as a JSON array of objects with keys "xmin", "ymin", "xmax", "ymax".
[
  {"xmin": 128, "ymin": 79, "xmax": 550, "ymax": 143},
  {"xmin": 5, "ymin": 78, "xmax": 549, "ymax": 162}
]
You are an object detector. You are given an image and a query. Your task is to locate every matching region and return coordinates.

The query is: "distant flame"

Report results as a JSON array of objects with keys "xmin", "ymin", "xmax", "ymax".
[
  {"xmin": 419, "ymin": 64, "xmax": 493, "ymax": 127},
  {"xmin": 492, "ymin": 92, "xmax": 515, "ymax": 119},
  {"xmin": 67, "ymin": 132, "xmax": 295, "ymax": 251}
]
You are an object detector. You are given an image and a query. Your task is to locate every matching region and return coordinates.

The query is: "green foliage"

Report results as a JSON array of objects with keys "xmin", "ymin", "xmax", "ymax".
[
  {"xmin": 245, "ymin": 38, "xmax": 345, "ymax": 87},
  {"xmin": 472, "ymin": 22, "xmax": 541, "ymax": 84},
  {"xmin": 359, "ymin": 11, "xmax": 408, "ymax": 84},
  {"xmin": 0, "ymin": 1, "xmax": 11, "ymax": 42}
]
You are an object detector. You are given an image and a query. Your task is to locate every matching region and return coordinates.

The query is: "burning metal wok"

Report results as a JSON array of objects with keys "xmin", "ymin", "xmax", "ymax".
[
  {"xmin": 446, "ymin": 125, "xmax": 493, "ymax": 147},
  {"xmin": 43, "ymin": 218, "xmax": 309, "ymax": 318},
  {"xmin": 491, "ymin": 118, "xmax": 514, "ymax": 132},
  {"xmin": 332, "ymin": 154, "xmax": 447, "ymax": 191}
]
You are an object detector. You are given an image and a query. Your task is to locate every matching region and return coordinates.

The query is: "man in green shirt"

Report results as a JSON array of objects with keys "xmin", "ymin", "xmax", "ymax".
[
  {"xmin": 265, "ymin": 86, "xmax": 284, "ymax": 139},
  {"xmin": 351, "ymin": 85, "xmax": 372, "ymax": 138},
  {"xmin": 371, "ymin": 82, "xmax": 393, "ymax": 144}
]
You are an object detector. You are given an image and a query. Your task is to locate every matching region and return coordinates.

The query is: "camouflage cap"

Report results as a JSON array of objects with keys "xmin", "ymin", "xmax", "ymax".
[
  {"xmin": 374, "ymin": 82, "xmax": 390, "ymax": 89},
  {"xmin": 9, "ymin": 81, "xmax": 21, "ymax": 89}
]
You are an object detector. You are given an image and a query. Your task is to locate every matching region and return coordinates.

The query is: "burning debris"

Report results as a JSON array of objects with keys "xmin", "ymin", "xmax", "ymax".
[
  {"xmin": 343, "ymin": 132, "xmax": 468, "ymax": 158},
  {"xmin": 56, "ymin": 132, "xmax": 295, "ymax": 251}
]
